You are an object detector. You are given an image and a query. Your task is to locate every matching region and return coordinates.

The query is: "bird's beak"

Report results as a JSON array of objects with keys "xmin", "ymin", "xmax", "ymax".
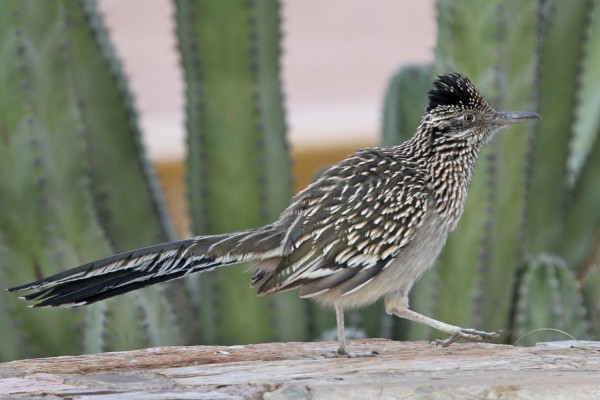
[{"xmin": 494, "ymin": 111, "xmax": 541, "ymax": 126}]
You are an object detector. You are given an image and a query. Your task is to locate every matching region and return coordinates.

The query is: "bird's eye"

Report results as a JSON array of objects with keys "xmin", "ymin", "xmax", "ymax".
[{"xmin": 464, "ymin": 113, "xmax": 475, "ymax": 123}]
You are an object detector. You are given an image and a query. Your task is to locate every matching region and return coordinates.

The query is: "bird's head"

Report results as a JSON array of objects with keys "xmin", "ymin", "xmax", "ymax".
[{"xmin": 425, "ymin": 73, "xmax": 539, "ymax": 146}]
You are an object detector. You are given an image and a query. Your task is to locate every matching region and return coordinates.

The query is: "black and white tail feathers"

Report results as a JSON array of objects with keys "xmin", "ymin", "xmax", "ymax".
[{"xmin": 8, "ymin": 226, "xmax": 284, "ymax": 308}]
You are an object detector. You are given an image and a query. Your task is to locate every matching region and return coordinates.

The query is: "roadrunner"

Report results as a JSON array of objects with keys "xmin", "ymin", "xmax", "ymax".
[{"xmin": 9, "ymin": 73, "xmax": 540, "ymax": 355}]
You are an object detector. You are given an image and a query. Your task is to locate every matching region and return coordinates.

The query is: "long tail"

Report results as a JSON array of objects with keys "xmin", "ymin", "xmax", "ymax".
[{"xmin": 8, "ymin": 226, "xmax": 283, "ymax": 308}]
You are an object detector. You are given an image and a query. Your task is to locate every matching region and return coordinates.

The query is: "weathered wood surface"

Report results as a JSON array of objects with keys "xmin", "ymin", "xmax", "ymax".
[{"xmin": 1, "ymin": 339, "xmax": 600, "ymax": 399}]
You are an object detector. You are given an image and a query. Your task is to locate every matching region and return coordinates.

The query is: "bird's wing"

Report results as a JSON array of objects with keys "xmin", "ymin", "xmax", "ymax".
[{"xmin": 254, "ymin": 148, "xmax": 431, "ymax": 295}]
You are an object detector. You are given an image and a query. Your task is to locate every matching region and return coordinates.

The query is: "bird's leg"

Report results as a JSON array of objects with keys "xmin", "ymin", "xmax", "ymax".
[
  {"xmin": 320, "ymin": 305, "xmax": 376, "ymax": 357},
  {"xmin": 384, "ymin": 292, "xmax": 501, "ymax": 347},
  {"xmin": 335, "ymin": 304, "xmax": 347, "ymax": 355},
  {"xmin": 320, "ymin": 305, "xmax": 349, "ymax": 357}
]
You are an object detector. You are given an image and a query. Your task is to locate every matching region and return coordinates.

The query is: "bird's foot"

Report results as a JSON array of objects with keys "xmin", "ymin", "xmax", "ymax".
[{"xmin": 432, "ymin": 328, "xmax": 502, "ymax": 348}]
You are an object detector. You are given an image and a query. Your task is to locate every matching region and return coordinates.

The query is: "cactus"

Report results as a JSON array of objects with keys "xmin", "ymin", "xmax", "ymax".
[
  {"xmin": 524, "ymin": 0, "xmax": 592, "ymax": 255},
  {"xmin": 521, "ymin": 0, "xmax": 600, "ymax": 342},
  {"xmin": 563, "ymin": 2, "xmax": 600, "ymax": 340},
  {"xmin": 512, "ymin": 256, "xmax": 589, "ymax": 346},
  {"xmin": 479, "ymin": 0, "xmax": 539, "ymax": 331},
  {"xmin": 381, "ymin": 65, "xmax": 432, "ymax": 148},
  {"xmin": 176, "ymin": 0, "xmax": 306, "ymax": 345},
  {"xmin": 73, "ymin": 0, "xmax": 182, "ymax": 353},
  {"xmin": 71, "ymin": 1, "xmax": 175, "ymax": 249},
  {"xmin": 0, "ymin": 0, "xmax": 181, "ymax": 360},
  {"xmin": 562, "ymin": 1, "xmax": 600, "ymax": 269}
]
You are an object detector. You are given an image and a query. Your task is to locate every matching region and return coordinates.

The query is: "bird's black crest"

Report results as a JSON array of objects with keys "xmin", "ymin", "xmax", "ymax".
[{"xmin": 426, "ymin": 73, "xmax": 490, "ymax": 113}]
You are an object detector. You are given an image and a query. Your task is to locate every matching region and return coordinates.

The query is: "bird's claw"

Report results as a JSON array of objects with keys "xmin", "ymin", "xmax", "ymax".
[{"xmin": 432, "ymin": 328, "xmax": 502, "ymax": 348}]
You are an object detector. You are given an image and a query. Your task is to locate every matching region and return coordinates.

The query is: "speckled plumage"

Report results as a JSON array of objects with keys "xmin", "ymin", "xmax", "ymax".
[{"xmin": 9, "ymin": 73, "xmax": 540, "ymax": 355}]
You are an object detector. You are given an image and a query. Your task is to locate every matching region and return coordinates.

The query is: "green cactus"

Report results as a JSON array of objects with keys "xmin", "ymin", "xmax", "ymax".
[
  {"xmin": 520, "ymin": 0, "xmax": 600, "ymax": 343},
  {"xmin": 479, "ymin": 0, "xmax": 539, "ymax": 332},
  {"xmin": 563, "ymin": 1, "xmax": 600, "ymax": 340},
  {"xmin": 524, "ymin": 0, "xmax": 592, "ymax": 255},
  {"xmin": 381, "ymin": 65, "xmax": 432, "ymax": 148},
  {"xmin": 0, "ymin": 0, "xmax": 181, "ymax": 360},
  {"xmin": 73, "ymin": 0, "xmax": 182, "ymax": 353},
  {"xmin": 176, "ymin": 0, "xmax": 306, "ymax": 345},
  {"xmin": 562, "ymin": 1, "xmax": 600, "ymax": 270},
  {"xmin": 512, "ymin": 256, "xmax": 589, "ymax": 346}
]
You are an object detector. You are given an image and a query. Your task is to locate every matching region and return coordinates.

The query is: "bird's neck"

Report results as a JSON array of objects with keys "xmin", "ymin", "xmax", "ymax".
[{"xmin": 405, "ymin": 128, "xmax": 482, "ymax": 229}]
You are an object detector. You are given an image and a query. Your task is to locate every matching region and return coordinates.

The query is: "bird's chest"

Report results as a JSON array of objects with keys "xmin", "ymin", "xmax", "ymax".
[{"xmin": 429, "ymin": 158, "xmax": 474, "ymax": 230}]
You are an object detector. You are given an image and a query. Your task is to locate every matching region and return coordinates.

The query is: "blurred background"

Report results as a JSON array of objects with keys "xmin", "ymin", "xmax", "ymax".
[{"xmin": 100, "ymin": 0, "xmax": 435, "ymax": 157}]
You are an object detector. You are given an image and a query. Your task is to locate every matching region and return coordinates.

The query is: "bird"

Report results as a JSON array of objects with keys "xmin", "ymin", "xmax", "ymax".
[{"xmin": 8, "ymin": 73, "xmax": 540, "ymax": 356}]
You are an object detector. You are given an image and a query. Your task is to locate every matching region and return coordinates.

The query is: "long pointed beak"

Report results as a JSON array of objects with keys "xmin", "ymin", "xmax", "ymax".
[{"xmin": 495, "ymin": 111, "xmax": 541, "ymax": 126}]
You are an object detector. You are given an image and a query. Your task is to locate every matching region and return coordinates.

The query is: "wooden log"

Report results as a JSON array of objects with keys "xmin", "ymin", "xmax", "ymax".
[{"xmin": 1, "ymin": 339, "xmax": 600, "ymax": 399}]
